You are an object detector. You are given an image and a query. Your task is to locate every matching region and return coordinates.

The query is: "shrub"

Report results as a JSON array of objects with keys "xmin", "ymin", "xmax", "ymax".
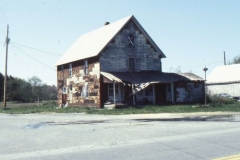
[{"xmin": 208, "ymin": 95, "xmax": 235, "ymax": 104}]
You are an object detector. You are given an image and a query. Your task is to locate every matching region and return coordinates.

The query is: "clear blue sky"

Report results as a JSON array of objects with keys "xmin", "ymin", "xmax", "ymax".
[{"xmin": 0, "ymin": 0, "xmax": 239, "ymax": 85}]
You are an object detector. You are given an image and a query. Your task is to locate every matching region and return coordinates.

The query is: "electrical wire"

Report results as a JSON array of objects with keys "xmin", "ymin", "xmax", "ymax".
[
  {"xmin": 0, "ymin": 7, "xmax": 8, "ymax": 24},
  {"xmin": 0, "ymin": 27, "xmax": 4, "ymax": 34},
  {"xmin": 180, "ymin": 61, "xmax": 224, "ymax": 68},
  {"xmin": 11, "ymin": 43, "xmax": 56, "ymax": 71},
  {"xmin": 11, "ymin": 42, "xmax": 61, "ymax": 56},
  {"xmin": 163, "ymin": 61, "xmax": 223, "ymax": 70}
]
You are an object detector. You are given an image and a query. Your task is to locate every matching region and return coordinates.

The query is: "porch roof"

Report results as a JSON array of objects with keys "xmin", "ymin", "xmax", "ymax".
[{"xmin": 101, "ymin": 71, "xmax": 203, "ymax": 84}]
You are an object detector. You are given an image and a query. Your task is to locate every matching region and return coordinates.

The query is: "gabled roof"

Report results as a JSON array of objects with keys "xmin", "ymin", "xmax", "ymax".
[
  {"xmin": 207, "ymin": 64, "xmax": 240, "ymax": 84},
  {"xmin": 55, "ymin": 15, "xmax": 166, "ymax": 66}
]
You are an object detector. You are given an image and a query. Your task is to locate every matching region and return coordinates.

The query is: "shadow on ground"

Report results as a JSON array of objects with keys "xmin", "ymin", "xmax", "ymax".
[
  {"xmin": 134, "ymin": 115, "xmax": 240, "ymax": 122},
  {"xmin": 23, "ymin": 120, "xmax": 108, "ymax": 129},
  {"xmin": 23, "ymin": 115, "xmax": 240, "ymax": 129}
]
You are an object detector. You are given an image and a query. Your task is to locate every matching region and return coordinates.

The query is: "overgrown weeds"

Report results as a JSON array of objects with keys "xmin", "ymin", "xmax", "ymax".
[{"xmin": 208, "ymin": 95, "xmax": 236, "ymax": 105}]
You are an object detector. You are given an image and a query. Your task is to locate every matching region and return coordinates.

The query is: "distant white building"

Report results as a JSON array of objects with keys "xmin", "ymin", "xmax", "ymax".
[{"xmin": 207, "ymin": 64, "xmax": 240, "ymax": 97}]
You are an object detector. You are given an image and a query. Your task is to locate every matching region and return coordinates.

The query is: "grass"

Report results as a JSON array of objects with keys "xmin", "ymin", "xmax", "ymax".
[{"xmin": 0, "ymin": 101, "xmax": 240, "ymax": 114}]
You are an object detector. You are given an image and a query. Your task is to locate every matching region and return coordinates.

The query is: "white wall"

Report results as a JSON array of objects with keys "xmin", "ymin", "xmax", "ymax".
[{"xmin": 207, "ymin": 83, "xmax": 240, "ymax": 97}]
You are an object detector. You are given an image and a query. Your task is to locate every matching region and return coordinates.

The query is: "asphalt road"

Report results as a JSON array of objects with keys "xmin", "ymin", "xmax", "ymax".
[{"xmin": 0, "ymin": 113, "xmax": 240, "ymax": 160}]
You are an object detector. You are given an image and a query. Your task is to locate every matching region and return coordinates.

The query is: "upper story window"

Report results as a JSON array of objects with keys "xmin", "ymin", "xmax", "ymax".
[
  {"xmin": 129, "ymin": 58, "xmax": 135, "ymax": 71},
  {"xmin": 69, "ymin": 63, "xmax": 72, "ymax": 77},
  {"xmin": 128, "ymin": 33, "xmax": 134, "ymax": 46},
  {"xmin": 84, "ymin": 60, "xmax": 88, "ymax": 75},
  {"xmin": 61, "ymin": 65, "xmax": 64, "ymax": 72}
]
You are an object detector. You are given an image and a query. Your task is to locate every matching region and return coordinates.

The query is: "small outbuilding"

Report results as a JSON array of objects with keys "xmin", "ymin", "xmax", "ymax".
[{"xmin": 207, "ymin": 64, "xmax": 240, "ymax": 97}]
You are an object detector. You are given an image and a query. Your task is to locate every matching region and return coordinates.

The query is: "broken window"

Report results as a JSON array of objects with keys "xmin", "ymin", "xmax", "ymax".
[
  {"xmin": 69, "ymin": 63, "xmax": 72, "ymax": 77},
  {"xmin": 129, "ymin": 58, "xmax": 135, "ymax": 71},
  {"xmin": 84, "ymin": 60, "xmax": 88, "ymax": 75},
  {"xmin": 128, "ymin": 33, "xmax": 134, "ymax": 46}
]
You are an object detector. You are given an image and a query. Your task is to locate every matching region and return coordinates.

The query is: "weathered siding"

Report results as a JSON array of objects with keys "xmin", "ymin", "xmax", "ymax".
[
  {"xmin": 57, "ymin": 57, "xmax": 101, "ymax": 107},
  {"xmin": 175, "ymin": 82, "xmax": 204, "ymax": 102},
  {"xmin": 207, "ymin": 83, "xmax": 240, "ymax": 97},
  {"xmin": 100, "ymin": 20, "xmax": 161, "ymax": 72}
]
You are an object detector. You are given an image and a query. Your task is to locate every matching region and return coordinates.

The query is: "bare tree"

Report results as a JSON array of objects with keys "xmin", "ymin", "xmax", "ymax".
[{"xmin": 28, "ymin": 76, "xmax": 42, "ymax": 92}]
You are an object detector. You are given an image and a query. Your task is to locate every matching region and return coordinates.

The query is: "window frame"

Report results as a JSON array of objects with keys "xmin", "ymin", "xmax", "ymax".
[
  {"xmin": 129, "ymin": 57, "xmax": 135, "ymax": 71},
  {"xmin": 108, "ymin": 83, "xmax": 119, "ymax": 97},
  {"xmin": 69, "ymin": 63, "xmax": 72, "ymax": 77},
  {"xmin": 84, "ymin": 60, "xmax": 88, "ymax": 75},
  {"xmin": 128, "ymin": 33, "xmax": 134, "ymax": 46}
]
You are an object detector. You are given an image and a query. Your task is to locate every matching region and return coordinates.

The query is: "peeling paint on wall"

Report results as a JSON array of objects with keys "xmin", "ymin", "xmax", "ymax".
[{"xmin": 57, "ymin": 58, "xmax": 100, "ymax": 107}]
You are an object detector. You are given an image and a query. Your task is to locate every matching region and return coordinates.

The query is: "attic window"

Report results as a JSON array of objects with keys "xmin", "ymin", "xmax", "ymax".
[{"xmin": 128, "ymin": 34, "xmax": 134, "ymax": 46}]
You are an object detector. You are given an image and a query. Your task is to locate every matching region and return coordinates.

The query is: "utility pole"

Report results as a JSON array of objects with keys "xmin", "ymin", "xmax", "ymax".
[
  {"xmin": 203, "ymin": 66, "xmax": 208, "ymax": 106},
  {"xmin": 224, "ymin": 51, "xmax": 226, "ymax": 65},
  {"xmin": 3, "ymin": 25, "xmax": 10, "ymax": 109}
]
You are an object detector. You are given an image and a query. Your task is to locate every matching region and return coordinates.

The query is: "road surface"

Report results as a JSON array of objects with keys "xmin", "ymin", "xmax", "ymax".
[{"xmin": 0, "ymin": 113, "xmax": 240, "ymax": 160}]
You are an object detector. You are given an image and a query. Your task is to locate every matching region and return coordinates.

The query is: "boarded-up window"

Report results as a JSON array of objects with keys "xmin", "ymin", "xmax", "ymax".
[{"xmin": 128, "ymin": 34, "xmax": 134, "ymax": 46}]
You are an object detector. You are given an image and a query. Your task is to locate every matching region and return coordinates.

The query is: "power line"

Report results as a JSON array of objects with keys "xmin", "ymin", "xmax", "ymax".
[
  {"xmin": 180, "ymin": 61, "xmax": 224, "ymax": 68},
  {"xmin": 11, "ymin": 43, "xmax": 56, "ymax": 71},
  {"xmin": 163, "ymin": 61, "xmax": 223, "ymax": 70},
  {"xmin": 0, "ymin": 26, "xmax": 4, "ymax": 34},
  {"xmin": 11, "ymin": 42, "xmax": 61, "ymax": 56},
  {"xmin": 0, "ymin": 7, "xmax": 8, "ymax": 24}
]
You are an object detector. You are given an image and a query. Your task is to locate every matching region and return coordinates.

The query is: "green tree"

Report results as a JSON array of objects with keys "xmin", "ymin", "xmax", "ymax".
[
  {"xmin": 1, "ymin": 74, "xmax": 57, "ymax": 103},
  {"xmin": 0, "ymin": 72, "xmax": 4, "ymax": 101},
  {"xmin": 228, "ymin": 55, "xmax": 240, "ymax": 64},
  {"xmin": 7, "ymin": 77, "xmax": 34, "ymax": 102}
]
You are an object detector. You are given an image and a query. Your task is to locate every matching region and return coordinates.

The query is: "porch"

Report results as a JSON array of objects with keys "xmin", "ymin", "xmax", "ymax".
[{"xmin": 100, "ymin": 71, "xmax": 204, "ymax": 108}]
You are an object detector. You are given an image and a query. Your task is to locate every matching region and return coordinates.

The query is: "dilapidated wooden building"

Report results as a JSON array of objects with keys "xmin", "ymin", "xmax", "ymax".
[{"xmin": 56, "ymin": 15, "xmax": 204, "ymax": 108}]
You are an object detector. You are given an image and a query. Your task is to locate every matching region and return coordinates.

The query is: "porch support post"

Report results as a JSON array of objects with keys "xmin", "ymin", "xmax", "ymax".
[
  {"xmin": 171, "ymin": 82, "xmax": 174, "ymax": 103},
  {"xmin": 132, "ymin": 84, "xmax": 136, "ymax": 106},
  {"xmin": 113, "ymin": 82, "xmax": 116, "ymax": 104},
  {"xmin": 152, "ymin": 84, "xmax": 156, "ymax": 104}
]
